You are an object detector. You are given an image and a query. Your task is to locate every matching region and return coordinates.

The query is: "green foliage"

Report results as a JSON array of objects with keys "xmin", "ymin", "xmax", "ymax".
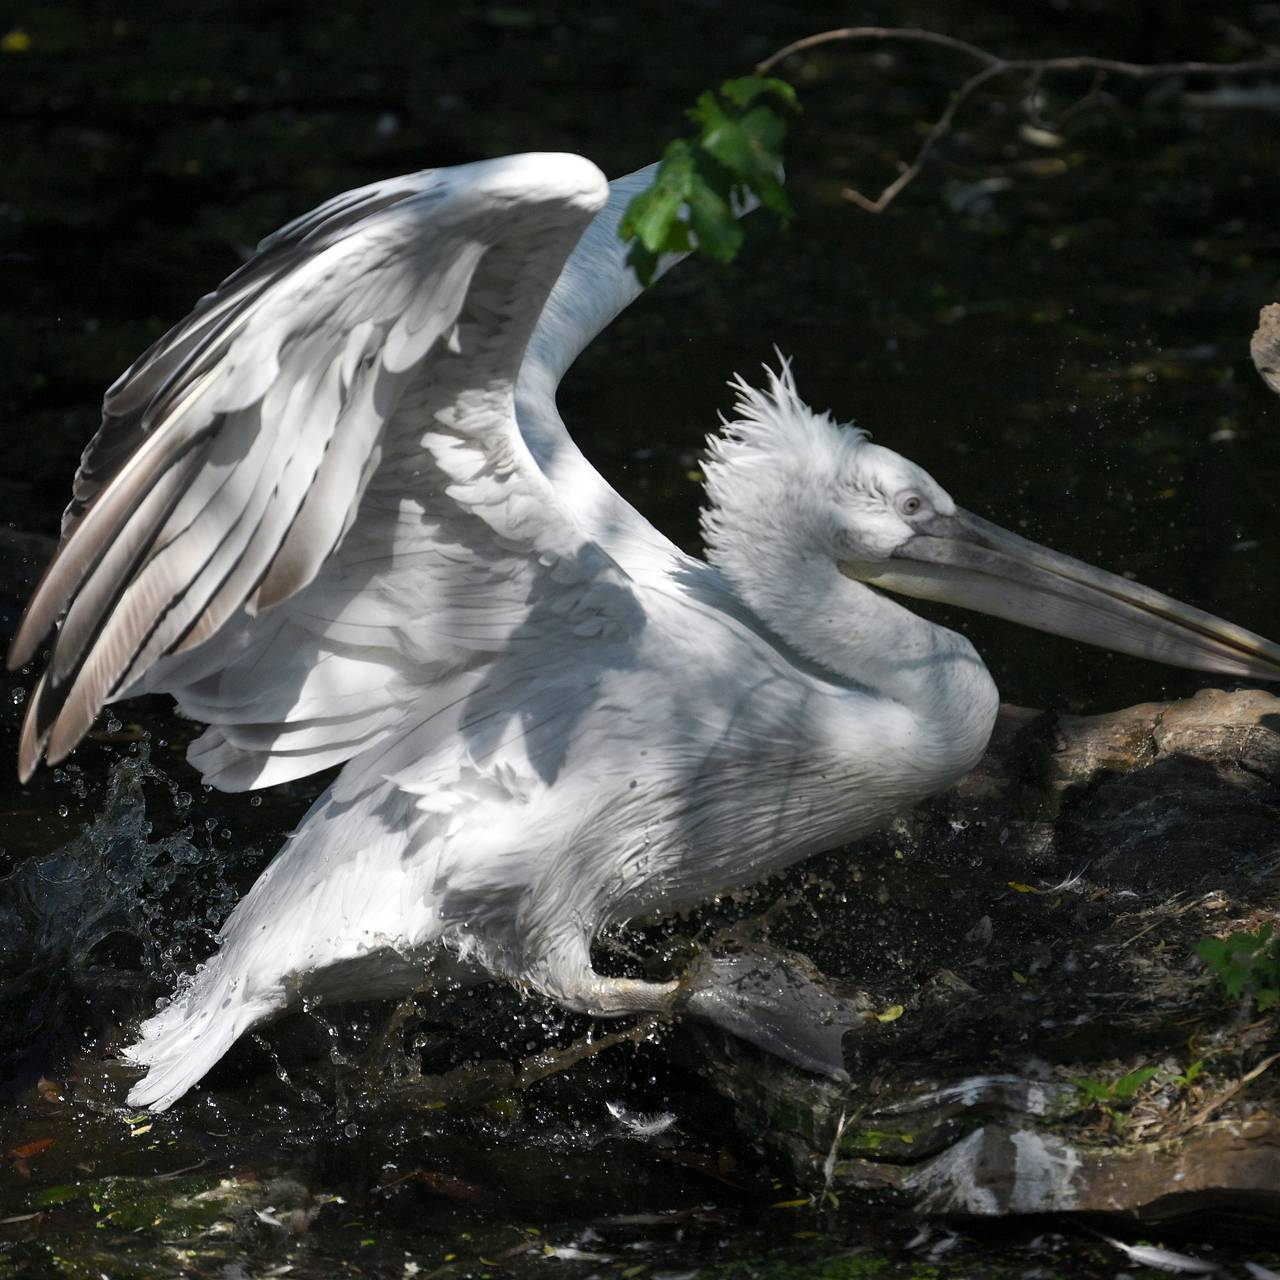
[
  {"xmin": 1073, "ymin": 1059, "xmax": 1202, "ymax": 1133},
  {"xmin": 1074, "ymin": 1065, "xmax": 1158, "ymax": 1132},
  {"xmin": 1197, "ymin": 924, "xmax": 1280, "ymax": 1011},
  {"xmin": 1075, "ymin": 1065, "xmax": 1159, "ymax": 1106},
  {"xmin": 619, "ymin": 75, "xmax": 798, "ymax": 285}
]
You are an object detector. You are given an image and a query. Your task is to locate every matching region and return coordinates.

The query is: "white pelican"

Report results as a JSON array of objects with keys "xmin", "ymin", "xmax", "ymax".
[{"xmin": 9, "ymin": 153, "xmax": 1279, "ymax": 1111}]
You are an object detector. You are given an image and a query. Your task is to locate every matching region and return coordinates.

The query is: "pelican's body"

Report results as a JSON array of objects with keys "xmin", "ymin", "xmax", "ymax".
[{"xmin": 11, "ymin": 154, "xmax": 1279, "ymax": 1110}]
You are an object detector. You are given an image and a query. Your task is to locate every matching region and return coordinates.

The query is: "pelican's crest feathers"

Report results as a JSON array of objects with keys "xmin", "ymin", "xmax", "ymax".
[{"xmin": 700, "ymin": 358, "xmax": 868, "ymax": 573}]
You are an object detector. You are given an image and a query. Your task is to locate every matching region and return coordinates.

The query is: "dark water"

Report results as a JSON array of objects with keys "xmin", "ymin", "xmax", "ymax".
[{"xmin": 2, "ymin": 1, "xmax": 1279, "ymax": 1275}]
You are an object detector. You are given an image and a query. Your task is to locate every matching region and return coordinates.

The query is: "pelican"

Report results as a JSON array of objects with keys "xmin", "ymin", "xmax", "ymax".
[{"xmin": 10, "ymin": 153, "xmax": 1280, "ymax": 1112}]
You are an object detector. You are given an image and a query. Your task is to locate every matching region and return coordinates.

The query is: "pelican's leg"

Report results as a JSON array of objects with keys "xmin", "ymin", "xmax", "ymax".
[
  {"xmin": 570, "ymin": 975, "xmax": 680, "ymax": 1018},
  {"xmin": 523, "ymin": 932, "xmax": 678, "ymax": 1018}
]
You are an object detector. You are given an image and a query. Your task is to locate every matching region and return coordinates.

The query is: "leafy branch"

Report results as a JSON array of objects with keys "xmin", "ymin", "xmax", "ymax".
[
  {"xmin": 1197, "ymin": 923, "xmax": 1280, "ymax": 1012},
  {"xmin": 618, "ymin": 75, "xmax": 797, "ymax": 286}
]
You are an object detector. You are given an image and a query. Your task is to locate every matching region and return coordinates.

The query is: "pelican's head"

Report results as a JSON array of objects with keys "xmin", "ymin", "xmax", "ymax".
[{"xmin": 703, "ymin": 359, "xmax": 1280, "ymax": 683}]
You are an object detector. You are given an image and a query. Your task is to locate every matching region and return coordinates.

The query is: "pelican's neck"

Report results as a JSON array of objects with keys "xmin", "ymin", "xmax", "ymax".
[{"xmin": 725, "ymin": 546, "xmax": 1000, "ymax": 779}]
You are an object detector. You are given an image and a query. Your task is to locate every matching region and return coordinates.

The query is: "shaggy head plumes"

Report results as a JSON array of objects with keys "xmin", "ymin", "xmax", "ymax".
[{"xmin": 700, "ymin": 358, "xmax": 955, "ymax": 603}]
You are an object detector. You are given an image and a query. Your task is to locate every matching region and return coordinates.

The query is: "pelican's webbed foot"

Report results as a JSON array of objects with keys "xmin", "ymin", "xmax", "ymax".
[{"xmin": 677, "ymin": 942, "xmax": 874, "ymax": 1080}]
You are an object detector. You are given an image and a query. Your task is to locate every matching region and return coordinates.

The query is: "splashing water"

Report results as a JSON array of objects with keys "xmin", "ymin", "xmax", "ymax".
[
  {"xmin": 0, "ymin": 739, "xmax": 263, "ymax": 1095},
  {"xmin": 18, "ymin": 741, "xmax": 257, "ymax": 975}
]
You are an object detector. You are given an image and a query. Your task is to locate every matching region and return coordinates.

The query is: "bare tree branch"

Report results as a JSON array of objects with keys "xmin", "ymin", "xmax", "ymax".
[
  {"xmin": 842, "ymin": 60, "xmax": 1007, "ymax": 214},
  {"xmin": 756, "ymin": 27, "xmax": 1004, "ymax": 75},
  {"xmin": 756, "ymin": 26, "xmax": 1280, "ymax": 214}
]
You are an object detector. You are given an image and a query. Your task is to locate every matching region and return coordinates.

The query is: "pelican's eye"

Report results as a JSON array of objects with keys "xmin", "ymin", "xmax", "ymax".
[{"xmin": 896, "ymin": 492, "xmax": 926, "ymax": 518}]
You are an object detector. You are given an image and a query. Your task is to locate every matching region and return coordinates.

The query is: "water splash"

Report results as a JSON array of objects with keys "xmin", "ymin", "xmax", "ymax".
[
  {"xmin": 0, "ymin": 740, "xmax": 263, "ymax": 1094},
  {"xmin": 14, "ymin": 741, "xmax": 253, "ymax": 978}
]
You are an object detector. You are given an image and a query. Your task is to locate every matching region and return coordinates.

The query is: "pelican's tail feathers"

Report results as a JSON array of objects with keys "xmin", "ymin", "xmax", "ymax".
[
  {"xmin": 123, "ymin": 966, "xmax": 279, "ymax": 1112},
  {"xmin": 122, "ymin": 772, "xmax": 455, "ymax": 1111}
]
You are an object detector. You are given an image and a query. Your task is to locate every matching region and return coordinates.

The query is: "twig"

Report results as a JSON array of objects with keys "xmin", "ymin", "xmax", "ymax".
[
  {"xmin": 757, "ymin": 26, "xmax": 1280, "ymax": 79},
  {"xmin": 842, "ymin": 60, "xmax": 1006, "ymax": 213},
  {"xmin": 154, "ymin": 1157, "xmax": 210, "ymax": 1181},
  {"xmin": 1023, "ymin": 63, "xmax": 1049, "ymax": 127},
  {"xmin": 1166, "ymin": 1051, "xmax": 1279, "ymax": 1139},
  {"xmin": 821, "ymin": 1108, "xmax": 854, "ymax": 1194},
  {"xmin": 756, "ymin": 26, "xmax": 1280, "ymax": 214},
  {"xmin": 757, "ymin": 27, "xmax": 1004, "ymax": 75},
  {"xmin": 1051, "ymin": 69, "xmax": 1113, "ymax": 130},
  {"xmin": 515, "ymin": 1015, "xmax": 661, "ymax": 1089}
]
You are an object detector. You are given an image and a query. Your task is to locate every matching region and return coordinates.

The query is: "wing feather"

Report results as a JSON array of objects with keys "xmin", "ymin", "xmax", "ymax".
[{"xmin": 12, "ymin": 153, "xmax": 620, "ymax": 782}]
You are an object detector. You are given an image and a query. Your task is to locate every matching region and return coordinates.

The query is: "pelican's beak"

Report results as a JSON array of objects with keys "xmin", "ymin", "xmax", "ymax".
[{"xmin": 847, "ymin": 509, "xmax": 1280, "ymax": 682}]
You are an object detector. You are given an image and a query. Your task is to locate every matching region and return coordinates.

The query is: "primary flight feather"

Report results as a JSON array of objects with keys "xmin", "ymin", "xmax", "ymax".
[{"xmin": 11, "ymin": 152, "xmax": 1280, "ymax": 1111}]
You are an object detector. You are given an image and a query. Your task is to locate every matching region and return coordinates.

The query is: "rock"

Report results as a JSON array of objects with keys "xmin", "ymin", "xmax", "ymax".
[
  {"xmin": 1251, "ymin": 303, "xmax": 1280, "ymax": 395},
  {"xmin": 892, "ymin": 689, "xmax": 1280, "ymax": 888},
  {"xmin": 686, "ymin": 690, "xmax": 1280, "ymax": 1226}
]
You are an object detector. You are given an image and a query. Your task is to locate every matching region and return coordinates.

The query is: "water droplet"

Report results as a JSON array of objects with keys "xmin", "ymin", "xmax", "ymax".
[
  {"xmin": 57, "ymin": 805, "xmax": 69, "ymax": 818},
  {"xmin": 248, "ymin": 795, "xmax": 262, "ymax": 808},
  {"xmin": 105, "ymin": 715, "xmax": 122, "ymax": 733},
  {"xmin": 10, "ymin": 687, "xmax": 25, "ymax": 705}
]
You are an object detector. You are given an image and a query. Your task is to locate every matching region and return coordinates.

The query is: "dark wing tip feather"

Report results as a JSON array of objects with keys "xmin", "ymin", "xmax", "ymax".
[
  {"xmin": 16, "ymin": 672, "xmax": 54, "ymax": 783},
  {"xmin": 8, "ymin": 551, "xmax": 69, "ymax": 671},
  {"xmin": 6, "ymin": 627, "xmax": 38, "ymax": 673}
]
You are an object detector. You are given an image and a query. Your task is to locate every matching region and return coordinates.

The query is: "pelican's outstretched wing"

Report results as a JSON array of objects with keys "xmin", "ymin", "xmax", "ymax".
[
  {"xmin": 517, "ymin": 164, "xmax": 700, "ymax": 574},
  {"xmin": 10, "ymin": 153, "xmax": 634, "ymax": 786}
]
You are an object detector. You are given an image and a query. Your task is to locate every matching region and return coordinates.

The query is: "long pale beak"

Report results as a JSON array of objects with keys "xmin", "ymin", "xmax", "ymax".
[{"xmin": 845, "ymin": 509, "xmax": 1280, "ymax": 682}]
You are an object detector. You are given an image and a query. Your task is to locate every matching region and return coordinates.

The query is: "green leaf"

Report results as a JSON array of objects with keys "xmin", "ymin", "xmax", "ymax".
[
  {"xmin": 624, "ymin": 242, "xmax": 659, "ymax": 289},
  {"xmin": 619, "ymin": 74, "xmax": 799, "ymax": 284},
  {"xmin": 618, "ymin": 142, "xmax": 697, "ymax": 254},
  {"xmin": 1073, "ymin": 1077, "xmax": 1112, "ymax": 1103},
  {"xmin": 719, "ymin": 75, "xmax": 800, "ymax": 113},
  {"xmin": 35, "ymin": 1185, "xmax": 81, "ymax": 1207},
  {"xmin": 618, "ymin": 140, "xmax": 699, "ymax": 285},
  {"xmin": 689, "ymin": 93, "xmax": 791, "ymax": 221},
  {"xmin": 1112, "ymin": 1066, "xmax": 1159, "ymax": 1100},
  {"xmin": 685, "ymin": 178, "xmax": 743, "ymax": 263}
]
